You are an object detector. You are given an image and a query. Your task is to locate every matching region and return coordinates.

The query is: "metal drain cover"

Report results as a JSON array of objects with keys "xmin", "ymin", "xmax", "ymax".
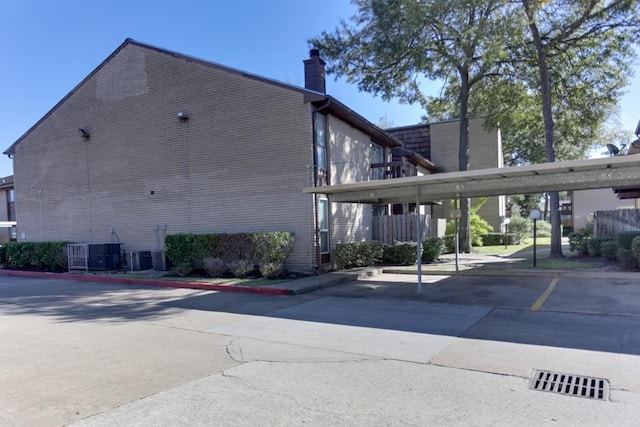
[{"xmin": 529, "ymin": 370, "xmax": 609, "ymax": 401}]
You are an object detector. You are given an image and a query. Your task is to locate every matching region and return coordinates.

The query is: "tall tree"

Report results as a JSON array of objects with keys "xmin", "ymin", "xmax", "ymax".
[
  {"xmin": 309, "ymin": 0, "xmax": 516, "ymax": 252},
  {"xmin": 519, "ymin": 0, "xmax": 640, "ymax": 257}
]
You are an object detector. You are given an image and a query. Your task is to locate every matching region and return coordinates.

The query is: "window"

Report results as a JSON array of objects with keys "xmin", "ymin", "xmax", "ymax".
[
  {"xmin": 371, "ymin": 143, "xmax": 385, "ymax": 180},
  {"xmin": 318, "ymin": 198, "xmax": 329, "ymax": 254},
  {"xmin": 6, "ymin": 189, "xmax": 15, "ymax": 221},
  {"xmin": 315, "ymin": 113, "xmax": 327, "ymax": 171}
]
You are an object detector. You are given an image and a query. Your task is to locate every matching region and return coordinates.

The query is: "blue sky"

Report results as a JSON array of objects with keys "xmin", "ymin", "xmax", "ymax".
[{"xmin": 0, "ymin": 0, "xmax": 638, "ymax": 178}]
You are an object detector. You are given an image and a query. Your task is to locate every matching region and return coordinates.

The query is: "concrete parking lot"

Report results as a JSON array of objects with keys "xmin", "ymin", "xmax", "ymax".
[{"xmin": 1, "ymin": 272, "xmax": 640, "ymax": 426}]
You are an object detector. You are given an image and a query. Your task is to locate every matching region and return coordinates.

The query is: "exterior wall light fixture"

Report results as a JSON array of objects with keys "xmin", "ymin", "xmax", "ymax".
[{"xmin": 79, "ymin": 128, "xmax": 90, "ymax": 140}]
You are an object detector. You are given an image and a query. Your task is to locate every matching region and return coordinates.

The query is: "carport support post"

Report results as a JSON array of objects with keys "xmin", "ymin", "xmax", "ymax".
[
  {"xmin": 533, "ymin": 219, "xmax": 537, "ymax": 268},
  {"xmin": 416, "ymin": 186, "xmax": 422, "ymax": 292}
]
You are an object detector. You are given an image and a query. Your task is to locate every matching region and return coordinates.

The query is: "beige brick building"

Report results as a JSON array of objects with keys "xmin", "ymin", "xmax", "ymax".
[
  {"xmin": 4, "ymin": 40, "xmax": 438, "ymax": 273},
  {"xmin": 387, "ymin": 119, "xmax": 505, "ymax": 231}
]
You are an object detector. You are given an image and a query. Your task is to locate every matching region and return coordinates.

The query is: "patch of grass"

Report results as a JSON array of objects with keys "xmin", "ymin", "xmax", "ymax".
[
  {"xmin": 473, "ymin": 237, "xmax": 551, "ymax": 256},
  {"xmin": 506, "ymin": 256, "xmax": 609, "ymax": 270}
]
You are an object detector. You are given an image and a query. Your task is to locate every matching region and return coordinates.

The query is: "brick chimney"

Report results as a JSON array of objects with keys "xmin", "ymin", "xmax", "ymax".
[{"xmin": 304, "ymin": 49, "xmax": 326, "ymax": 94}]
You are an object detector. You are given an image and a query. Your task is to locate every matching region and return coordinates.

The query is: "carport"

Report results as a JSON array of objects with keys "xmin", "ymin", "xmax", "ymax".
[{"xmin": 304, "ymin": 155, "xmax": 640, "ymax": 287}]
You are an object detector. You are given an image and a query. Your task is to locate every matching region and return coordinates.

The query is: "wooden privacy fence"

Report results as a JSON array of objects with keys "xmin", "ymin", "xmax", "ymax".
[
  {"xmin": 372, "ymin": 214, "xmax": 436, "ymax": 243},
  {"xmin": 594, "ymin": 209, "xmax": 640, "ymax": 238}
]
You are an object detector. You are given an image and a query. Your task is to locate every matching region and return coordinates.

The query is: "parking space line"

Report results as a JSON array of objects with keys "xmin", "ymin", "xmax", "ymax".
[{"xmin": 531, "ymin": 277, "xmax": 560, "ymax": 311}]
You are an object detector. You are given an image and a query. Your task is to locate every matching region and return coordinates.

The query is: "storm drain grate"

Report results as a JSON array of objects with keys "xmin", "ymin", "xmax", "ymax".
[{"xmin": 529, "ymin": 370, "xmax": 609, "ymax": 401}]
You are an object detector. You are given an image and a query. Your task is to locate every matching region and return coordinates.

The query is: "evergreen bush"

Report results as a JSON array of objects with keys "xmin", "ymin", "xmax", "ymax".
[
  {"xmin": 382, "ymin": 242, "xmax": 417, "ymax": 265},
  {"xmin": 601, "ymin": 240, "xmax": 617, "ymax": 260},
  {"xmin": 587, "ymin": 238, "xmax": 610, "ymax": 257},
  {"xmin": 203, "ymin": 257, "xmax": 228, "ymax": 277},
  {"xmin": 228, "ymin": 259, "xmax": 255, "ymax": 278},
  {"xmin": 617, "ymin": 247, "xmax": 638, "ymax": 270},
  {"xmin": 507, "ymin": 217, "xmax": 530, "ymax": 244},
  {"xmin": 333, "ymin": 242, "xmax": 384, "ymax": 270},
  {"xmin": 568, "ymin": 228, "xmax": 592, "ymax": 255},
  {"xmin": 616, "ymin": 231, "xmax": 640, "ymax": 250},
  {"xmin": 422, "ymin": 237, "xmax": 443, "ymax": 262},
  {"xmin": 4, "ymin": 241, "xmax": 68, "ymax": 271}
]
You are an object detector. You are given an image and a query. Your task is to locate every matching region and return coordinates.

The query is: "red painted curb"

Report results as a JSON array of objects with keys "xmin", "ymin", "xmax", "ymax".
[{"xmin": 0, "ymin": 269, "xmax": 292, "ymax": 295}]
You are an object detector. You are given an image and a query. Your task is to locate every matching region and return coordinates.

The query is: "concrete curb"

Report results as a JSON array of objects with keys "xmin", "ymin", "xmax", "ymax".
[
  {"xmin": 382, "ymin": 266, "xmax": 640, "ymax": 280},
  {"xmin": 0, "ymin": 269, "xmax": 292, "ymax": 295},
  {"xmin": 272, "ymin": 267, "xmax": 383, "ymax": 294}
]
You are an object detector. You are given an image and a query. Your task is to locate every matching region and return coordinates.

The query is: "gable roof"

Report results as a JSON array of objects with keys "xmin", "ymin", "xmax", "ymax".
[{"xmin": 4, "ymin": 39, "xmax": 403, "ymax": 156}]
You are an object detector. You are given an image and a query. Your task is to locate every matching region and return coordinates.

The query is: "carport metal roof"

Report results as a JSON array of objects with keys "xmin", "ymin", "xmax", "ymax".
[{"xmin": 303, "ymin": 155, "xmax": 640, "ymax": 203}]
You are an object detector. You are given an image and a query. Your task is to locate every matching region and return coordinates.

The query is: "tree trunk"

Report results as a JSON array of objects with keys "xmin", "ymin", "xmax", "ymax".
[
  {"xmin": 458, "ymin": 69, "xmax": 472, "ymax": 253},
  {"xmin": 523, "ymin": 0, "xmax": 564, "ymax": 258},
  {"xmin": 535, "ymin": 36, "xmax": 563, "ymax": 258}
]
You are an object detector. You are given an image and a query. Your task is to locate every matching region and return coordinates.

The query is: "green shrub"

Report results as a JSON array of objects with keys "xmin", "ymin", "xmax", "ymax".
[
  {"xmin": 445, "ymin": 198, "xmax": 494, "ymax": 247},
  {"xmin": 219, "ymin": 233, "xmax": 255, "ymax": 262},
  {"xmin": 173, "ymin": 262, "xmax": 194, "ymax": 277},
  {"xmin": 601, "ymin": 240, "xmax": 618, "ymax": 260},
  {"xmin": 481, "ymin": 233, "xmax": 502, "ymax": 246},
  {"xmin": 587, "ymin": 238, "xmax": 611, "ymax": 257},
  {"xmin": 252, "ymin": 232, "xmax": 295, "ymax": 265},
  {"xmin": 258, "ymin": 262, "xmax": 284, "ymax": 279},
  {"xmin": 617, "ymin": 247, "xmax": 638, "ymax": 270},
  {"xmin": 443, "ymin": 235, "xmax": 456, "ymax": 253},
  {"xmin": 508, "ymin": 217, "xmax": 530, "ymax": 243},
  {"xmin": 631, "ymin": 236, "xmax": 640, "ymax": 261},
  {"xmin": 165, "ymin": 234, "xmax": 210, "ymax": 269},
  {"xmin": 0, "ymin": 245, "xmax": 5, "ymax": 266},
  {"xmin": 165, "ymin": 232, "xmax": 295, "ymax": 276},
  {"xmin": 4, "ymin": 241, "xmax": 68, "ymax": 271},
  {"xmin": 481, "ymin": 233, "xmax": 520, "ymax": 246},
  {"xmin": 382, "ymin": 242, "xmax": 417, "ymax": 265},
  {"xmin": 568, "ymin": 228, "xmax": 593, "ymax": 255},
  {"xmin": 422, "ymin": 237, "xmax": 443, "ymax": 262},
  {"xmin": 616, "ymin": 231, "xmax": 640, "ymax": 250},
  {"xmin": 228, "ymin": 259, "xmax": 255, "ymax": 278},
  {"xmin": 203, "ymin": 257, "xmax": 228, "ymax": 277},
  {"xmin": 333, "ymin": 242, "xmax": 384, "ymax": 270},
  {"xmin": 534, "ymin": 220, "xmax": 552, "ymax": 237}
]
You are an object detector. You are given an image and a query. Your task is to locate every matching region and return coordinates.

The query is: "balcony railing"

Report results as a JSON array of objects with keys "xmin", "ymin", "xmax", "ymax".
[{"xmin": 370, "ymin": 160, "xmax": 417, "ymax": 180}]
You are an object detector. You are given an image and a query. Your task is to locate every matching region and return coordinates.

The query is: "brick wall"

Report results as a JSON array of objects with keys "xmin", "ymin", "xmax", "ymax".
[
  {"xmin": 13, "ymin": 44, "xmax": 321, "ymax": 272},
  {"xmin": 429, "ymin": 118, "xmax": 505, "ymax": 230},
  {"xmin": 328, "ymin": 115, "xmax": 373, "ymax": 247}
]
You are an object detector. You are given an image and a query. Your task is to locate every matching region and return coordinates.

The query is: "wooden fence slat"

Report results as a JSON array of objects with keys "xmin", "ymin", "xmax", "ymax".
[
  {"xmin": 372, "ymin": 214, "xmax": 433, "ymax": 243},
  {"xmin": 594, "ymin": 209, "xmax": 640, "ymax": 238}
]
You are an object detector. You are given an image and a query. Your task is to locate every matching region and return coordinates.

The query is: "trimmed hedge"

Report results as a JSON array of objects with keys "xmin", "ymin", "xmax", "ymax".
[
  {"xmin": 481, "ymin": 233, "xmax": 520, "ymax": 246},
  {"xmin": 333, "ymin": 242, "xmax": 384, "ymax": 270},
  {"xmin": 164, "ymin": 232, "xmax": 294, "ymax": 278},
  {"xmin": 616, "ymin": 231, "xmax": 640, "ymax": 250},
  {"xmin": 4, "ymin": 241, "xmax": 68, "ymax": 272},
  {"xmin": 382, "ymin": 242, "xmax": 417, "ymax": 266}
]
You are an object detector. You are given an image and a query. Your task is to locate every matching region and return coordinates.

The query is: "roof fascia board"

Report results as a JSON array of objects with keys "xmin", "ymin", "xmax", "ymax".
[{"xmin": 314, "ymin": 96, "xmax": 401, "ymax": 149}]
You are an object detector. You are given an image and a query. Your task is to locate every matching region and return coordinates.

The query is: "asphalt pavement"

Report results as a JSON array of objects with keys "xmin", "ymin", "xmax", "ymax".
[{"xmin": 1, "ymin": 269, "xmax": 640, "ymax": 426}]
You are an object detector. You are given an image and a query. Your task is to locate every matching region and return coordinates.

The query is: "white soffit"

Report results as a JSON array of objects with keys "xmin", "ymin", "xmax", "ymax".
[{"xmin": 303, "ymin": 156, "xmax": 640, "ymax": 204}]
